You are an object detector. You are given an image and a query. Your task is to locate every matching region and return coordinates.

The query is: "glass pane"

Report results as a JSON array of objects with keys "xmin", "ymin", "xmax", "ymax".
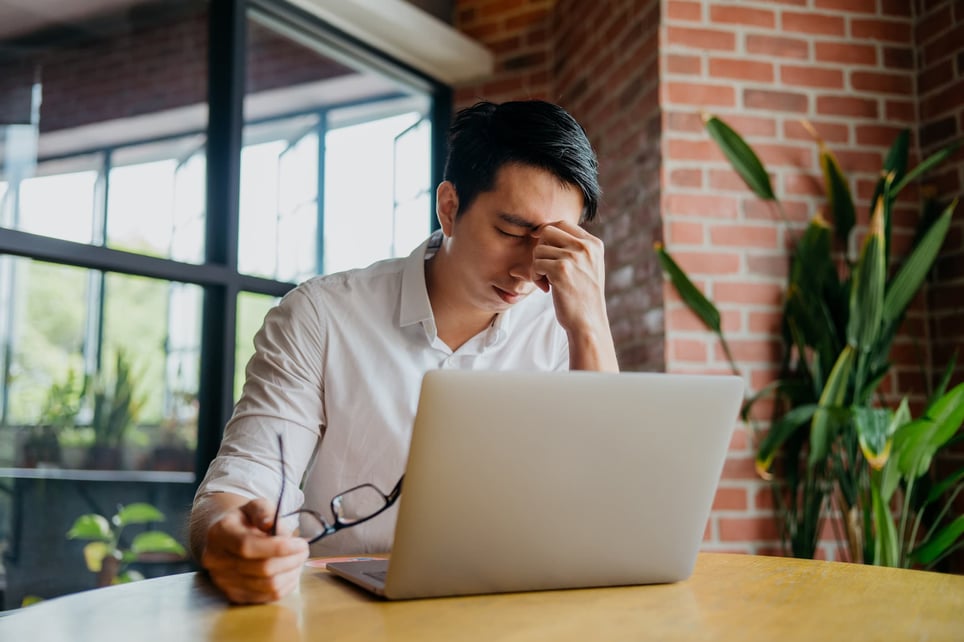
[
  {"xmin": 235, "ymin": 292, "xmax": 279, "ymax": 401},
  {"xmin": 241, "ymin": 12, "xmax": 433, "ymax": 281},
  {"xmin": 19, "ymin": 162, "xmax": 100, "ymax": 244},
  {"xmin": 108, "ymin": 160, "xmax": 177, "ymax": 257}
]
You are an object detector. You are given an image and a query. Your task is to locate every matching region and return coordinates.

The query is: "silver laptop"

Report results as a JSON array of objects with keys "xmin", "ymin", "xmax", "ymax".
[{"xmin": 326, "ymin": 369, "xmax": 743, "ymax": 599}]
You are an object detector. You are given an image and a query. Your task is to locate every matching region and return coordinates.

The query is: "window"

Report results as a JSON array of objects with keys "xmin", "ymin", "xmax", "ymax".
[{"xmin": 0, "ymin": 0, "xmax": 444, "ymax": 608}]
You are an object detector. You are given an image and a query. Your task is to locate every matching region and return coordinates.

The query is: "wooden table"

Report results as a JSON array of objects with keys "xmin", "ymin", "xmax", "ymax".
[{"xmin": 2, "ymin": 553, "xmax": 962, "ymax": 641}]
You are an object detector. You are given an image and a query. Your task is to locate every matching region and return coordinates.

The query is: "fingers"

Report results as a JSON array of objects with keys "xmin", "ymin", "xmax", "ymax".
[{"xmin": 201, "ymin": 500, "xmax": 310, "ymax": 604}]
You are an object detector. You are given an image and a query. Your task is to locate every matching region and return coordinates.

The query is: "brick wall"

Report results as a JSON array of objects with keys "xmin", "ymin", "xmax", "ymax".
[
  {"xmin": 453, "ymin": 0, "xmax": 963, "ymax": 559},
  {"xmin": 916, "ymin": 0, "xmax": 964, "ymax": 388},
  {"xmin": 455, "ymin": 0, "xmax": 666, "ymax": 372}
]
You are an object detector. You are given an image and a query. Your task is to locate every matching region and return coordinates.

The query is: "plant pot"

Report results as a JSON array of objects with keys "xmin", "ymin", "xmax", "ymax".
[{"xmin": 85, "ymin": 445, "xmax": 122, "ymax": 470}]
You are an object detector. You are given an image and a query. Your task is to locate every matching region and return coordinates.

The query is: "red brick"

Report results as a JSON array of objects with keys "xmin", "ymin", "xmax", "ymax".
[
  {"xmin": 745, "ymin": 89, "xmax": 809, "ymax": 113},
  {"xmin": 667, "ymin": 220, "xmax": 704, "ymax": 243},
  {"xmin": 714, "ymin": 282, "xmax": 783, "ymax": 305},
  {"xmin": 851, "ymin": 18, "xmax": 913, "ymax": 43},
  {"xmin": 667, "ymin": 250, "xmax": 742, "ymax": 275},
  {"xmin": 784, "ymin": 120, "xmax": 850, "ymax": 144},
  {"xmin": 851, "ymin": 70, "xmax": 914, "ymax": 94},
  {"xmin": 710, "ymin": 5, "xmax": 776, "ymax": 28},
  {"xmin": 712, "ymin": 487, "xmax": 750, "ymax": 511},
  {"xmin": 781, "ymin": 65, "xmax": 845, "ymax": 89},
  {"xmin": 666, "ymin": 82, "xmax": 736, "ymax": 107},
  {"xmin": 710, "ymin": 224, "xmax": 780, "ymax": 249},
  {"xmin": 817, "ymin": 95, "xmax": 879, "ymax": 119},
  {"xmin": 666, "ymin": 54, "xmax": 702, "ymax": 75},
  {"xmin": 671, "ymin": 338, "xmax": 708, "ymax": 362},
  {"xmin": 748, "ymin": 311, "xmax": 783, "ymax": 334},
  {"xmin": 721, "ymin": 456, "xmax": 760, "ymax": 481},
  {"xmin": 666, "ymin": 26, "xmax": 737, "ymax": 51},
  {"xmin": 815, "ymin": 42, "xmax": 877, "ymax": 65},
  {"xmin": 746, "ymin": 34, "xmax": 809, "ymax": 59},
  {"xmin": 782, "ymin": 11, "xmax": 846, "ymax": 36},
  {"xmin": 666, "ymin": 0, "xmax": 702, "ymax": 21},
  {"xmin": 708, "ymin": 58, "xmax": 775, "ymax": 82},
  {"xmin": 814, "ymin": 0, "xmax": 878, "ymax": 12},
  {"xmin": 665, "ymin": 194, "xmax": 739, "ymax": 219},
  {"xmin": 719, "ymin": 516, "xmax": 781, "ymax": 542}
]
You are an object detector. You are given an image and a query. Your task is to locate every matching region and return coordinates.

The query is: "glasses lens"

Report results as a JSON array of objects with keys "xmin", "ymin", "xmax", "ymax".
[
  {"xmin": 294, "ymin": 510, "xmax": 330, "ymax": 542},
  {"xmin": 333, "ymin": 485, "xmax": 388, "ymax": 524}
]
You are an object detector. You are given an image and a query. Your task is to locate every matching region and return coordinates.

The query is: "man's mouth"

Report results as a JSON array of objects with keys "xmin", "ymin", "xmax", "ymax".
[{"xmin": 494, "ymin": 286, "xmax": 528, "ymax": 304}]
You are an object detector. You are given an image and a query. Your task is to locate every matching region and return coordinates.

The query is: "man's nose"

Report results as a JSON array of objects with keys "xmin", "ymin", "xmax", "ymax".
[{"xmin": 508, "ymin": 241, "xmax": 537, "ymax": 282}]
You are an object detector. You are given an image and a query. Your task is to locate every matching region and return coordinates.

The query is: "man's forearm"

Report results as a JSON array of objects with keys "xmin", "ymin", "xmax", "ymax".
[
  {"xmin": 568, "ymin": 326, "xmax": 619, "ymax": 372},
  {"xmin": 189, "ymin": 492, "xmax": 251, "ymax": 562}
]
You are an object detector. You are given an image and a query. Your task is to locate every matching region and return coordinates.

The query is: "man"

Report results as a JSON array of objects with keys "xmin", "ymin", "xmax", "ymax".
[{"xmin": 190, "ymin": 100, "xmax": 619, "ymax": 604}]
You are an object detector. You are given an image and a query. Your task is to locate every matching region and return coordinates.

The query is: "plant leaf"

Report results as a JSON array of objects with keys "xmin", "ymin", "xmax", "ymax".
[
  {"xmin": 83, "ymin": 541, "xmax": 111, "ymax": 572},
  {"xmin": 130, "ymin": 531, "xmax": 186, "ymax": 556},
  {"xmin": 809, "ymin": 346, "xmax": 856, "ymax": 468},
  {"xmin": 116, "ymin": 503, "xmax": 165, "ymax": 526},
  {"xmin": 755, "ymin": 403, "xmax": 819, "ymax": 479},
  {"xmin": 853, "ymin": 406, "xmax": 895, "ymax": 470},
  {"xmin": 67, "ymin": 514, "xmax": 112, "ymax": 541},
  {"xmin": 925, "ymin": 466, "xmax": 964, "ymax": 506},
  {"xmin": 703, "ymin": 114, "xmax": 776, "ymax": 200},
  {"xmin": 655, "ymin": 243, "xmax": 721, "ymax": 332},
  {"xmin": 871, "ymin": 480, "xmax": 900, "ymax": 567},
  {"xmin": 892, "ymin": 139, "xmax": 962, "ymax": 197},
  {"xmin": 847, "ymin": 193, "xmax": 887, "ymax": 352},
  {"xmin": 883, "ymin": 201, "xmax": 954, "ymax": 324},
  {"xmin": 910, "ymin": 515, "xmax": 964, "ymax": 565},
  {"xmin": 871, "ymin": 129, "xmax": 910, "ymax": 211},
  {"xmin": 820, "ymin": 144, "xmax": 857, "ymax": 248}
]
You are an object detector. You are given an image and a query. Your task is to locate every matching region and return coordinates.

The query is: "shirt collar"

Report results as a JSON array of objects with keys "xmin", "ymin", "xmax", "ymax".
[{"xmin": 399, "ymin": 231, "xmax": 441, "ymax": 329}]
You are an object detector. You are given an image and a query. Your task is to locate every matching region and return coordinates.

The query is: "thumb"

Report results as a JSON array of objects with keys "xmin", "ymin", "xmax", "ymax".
[{"xmin": 240, "ymin": 497, "xmax": 279, "ymax": 534}]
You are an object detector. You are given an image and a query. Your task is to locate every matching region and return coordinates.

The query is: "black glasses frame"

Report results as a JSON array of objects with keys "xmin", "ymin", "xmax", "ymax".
[{"xmin": 270, "ymin": 434, "xmax": 403, "ymax": 544}]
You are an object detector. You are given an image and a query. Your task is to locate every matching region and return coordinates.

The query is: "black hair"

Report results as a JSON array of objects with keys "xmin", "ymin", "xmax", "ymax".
[{"xmin": 442, "ymin": 100, "xmax": 600, "ymax": 222}]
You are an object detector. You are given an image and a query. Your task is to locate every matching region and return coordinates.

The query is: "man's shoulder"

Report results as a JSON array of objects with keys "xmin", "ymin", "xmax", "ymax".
[{"xmin": 297, "ymin": 255, "xmax": 407, "ymax": 298}]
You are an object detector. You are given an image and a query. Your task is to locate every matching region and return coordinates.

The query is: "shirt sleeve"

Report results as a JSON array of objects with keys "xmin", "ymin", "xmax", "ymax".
[{"xmin": 194, "ymin": 285, "xmax": 327, "ymax": 514}]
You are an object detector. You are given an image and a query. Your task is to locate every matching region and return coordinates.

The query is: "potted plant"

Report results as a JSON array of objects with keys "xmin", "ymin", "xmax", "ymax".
[
  {"xmin": 66, "ymin": 502, "xmax": 187, "ymax": 586},
  {"xmin": 657, "ymin": 114, "xmax": 963, "ymax": 568},
  {"xmin": 84, "ymin": 351, "xmax": 144, "ymax": 470},
  {"xmin": 17, "ymin": 369, "xmax": 84, "ymax": 468}
]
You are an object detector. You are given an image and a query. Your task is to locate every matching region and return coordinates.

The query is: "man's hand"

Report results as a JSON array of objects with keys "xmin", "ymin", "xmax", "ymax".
[
  {"xmin": 531, "ymin": 221, "xmax": 619, "ymax": 372},
  {"xmin": 199, "ymin": 498, "xmax": 309, "ymax": 604}
]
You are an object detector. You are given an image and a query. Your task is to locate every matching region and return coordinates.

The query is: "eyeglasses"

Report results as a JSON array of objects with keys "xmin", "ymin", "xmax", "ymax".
[{"xmin": 270, "ymin": 434, "xmax": 403, "ymax": 544}]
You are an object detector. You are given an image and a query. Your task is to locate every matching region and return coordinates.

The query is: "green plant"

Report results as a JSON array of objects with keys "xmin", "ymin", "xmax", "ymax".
[
  {"xmin": 66, "ymin": 502, "xmax": 186, "ymax": 585},
  {"xmin": 88, "ymin": 351, "xmax": 144, "ymax": 449},
  {"xmin": 658, "ymin": 114, "xmax": 963, "ymax": 568}
]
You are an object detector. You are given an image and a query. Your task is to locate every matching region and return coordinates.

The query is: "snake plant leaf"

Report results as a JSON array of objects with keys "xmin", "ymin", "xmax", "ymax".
[
  {"xmin": 892, "ymin": 383, "xmax": 964, "ymax": 480},
  {"xmin": 924, "ymin": 381, "xmax": 964, "ymax": 449},
  {"xmin": 871, "ymin": 129, "xmax": 910, "ymax": 212},
  {"xmin": 130, "ymin": 531, "xmax": 187, "ymax": 556},
  {"xmin": 116, "ymin": 503, "xmax": 165, "ymax": 526},
  {"xmin": 755, "ymin": 403, "xmax": 818, "ymax": 479},
  {"xmin": 871, "ymin": 482, "xmax": 900, "ymax": 566},
  {"xmin": 822, "ymin": 148, "xmax": 857, "ymax": 248},
  {"xmin": 83, "ymin": 541, "xmax": 111, "ymax": 573},
  {"xmin": 809, "ymin": 345, "xmax": 856, "ymax": 467},
  {"xmin": 67, "ymin": 514, "xmax": 112, "ymax": 541},
  {"xmin": 892, "ymin": 138, "xmax": 962, "ymax": 197},
  {"xmin": 909, "ymin": 515, "xmax": 964, "ymax": 566},
  {"xmin": 853, "ymin": 406, "xmax": 896, "ymax": 470},
  {"xmin": 702, "ymin": 114, "xmax": 775, "ymax": 201},
  {"xmin": 846, "ymin": 197, "xmax": 886, "ymax": 352},
  {"xmin": 883, "ymin": 199, "xmax": 955, "ymax": 324},
  {"xmin": 927, "ymin": 350, "xmax": 959, "ymax": 413},
  {"xmin": 655, "ymin": 243, "xmax": 721, "ymax": 333}
]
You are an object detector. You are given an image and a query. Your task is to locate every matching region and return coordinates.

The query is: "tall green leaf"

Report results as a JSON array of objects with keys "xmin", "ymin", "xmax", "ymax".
[
  {"xmin": 883, "ymin": 200, "xmax": 955, "ymax": 323},
  {"xmin": 809, "ymin": 345, "xmax": 856, "ymax": 467},
  {"xmin": 871, "ymin": 480, "xmax": 900, "ymax": 566},
  {"xmin": 892, "ymin": 139, "xmax": 962, "ymax": 197},
  {"xmin": 847, "ymin": 198, "xmax": 886, "ymax": 352},
  {"xmin": 871, "ymin": 129, "xmax": 910, "ymax": 212},
  {"xmin": 702, "ymin": 114, "xmax": 776, "ymax": 200},
  {"xmin": 820, "ymin": 147, "xmax": 857, "ymax": 248},
  {"xmin": 655, "ymin": 243, "xmax": 721, "ymax": 333},
  {"xmin": 755, "ymin": 403, "xmax": 818, "ymax": 479},
  {"xmin": 910, "ymin": 516, "xmax": 964, "ymax": 566}
]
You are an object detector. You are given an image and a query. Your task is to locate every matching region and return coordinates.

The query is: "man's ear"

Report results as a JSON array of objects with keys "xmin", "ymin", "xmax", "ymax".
[{"xmin": 436, "ymin": 181, "xmax": 459, "ymax": 236}]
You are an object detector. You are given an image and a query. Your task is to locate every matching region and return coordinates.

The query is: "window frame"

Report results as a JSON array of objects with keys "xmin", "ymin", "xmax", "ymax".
[{"xmin": 0, "ymin": 0, "xmax": 451, "ymax": 484}]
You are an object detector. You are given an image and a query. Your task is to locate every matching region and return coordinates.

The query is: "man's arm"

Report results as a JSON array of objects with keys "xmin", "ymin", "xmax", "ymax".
[
  {"xmin": 531, "ymin": 220, "xmax": 619, "ymax": 372},
  {"xmin": 190, "ymin": 491, "xmax": 308, "ymax": 604}
]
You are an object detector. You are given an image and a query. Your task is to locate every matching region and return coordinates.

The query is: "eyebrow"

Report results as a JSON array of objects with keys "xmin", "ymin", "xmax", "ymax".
[{"xmin": 498, "ymin": 212, "xmax": 539, "ymax": 230}]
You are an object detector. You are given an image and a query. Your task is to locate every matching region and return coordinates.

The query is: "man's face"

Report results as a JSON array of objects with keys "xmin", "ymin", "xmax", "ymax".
[{"xmin": 436, "ymin": 162, "xmax": 584, "ymax": 314}]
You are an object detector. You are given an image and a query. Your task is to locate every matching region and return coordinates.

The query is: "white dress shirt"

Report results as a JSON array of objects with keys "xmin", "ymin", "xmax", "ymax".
[{"xmin": 195, "ymin": 232, "xmax": 569, "ymax": 555}]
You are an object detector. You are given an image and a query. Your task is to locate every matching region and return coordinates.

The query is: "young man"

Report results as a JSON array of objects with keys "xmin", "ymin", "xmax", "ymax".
[{"xmin": 190, "ymin": 100, "xmax": 619, "ymax": 604}]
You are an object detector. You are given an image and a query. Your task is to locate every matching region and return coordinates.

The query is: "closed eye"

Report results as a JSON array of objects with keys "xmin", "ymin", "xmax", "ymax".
[{"xmin": 497, "ymin": 228, "xmax": 526, "ymax": 239}]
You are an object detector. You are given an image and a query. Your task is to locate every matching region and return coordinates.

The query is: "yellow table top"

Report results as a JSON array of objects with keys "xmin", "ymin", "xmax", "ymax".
[{"xmin": 2, "ymin": 553, "xmax": 962, "ymax": 641}]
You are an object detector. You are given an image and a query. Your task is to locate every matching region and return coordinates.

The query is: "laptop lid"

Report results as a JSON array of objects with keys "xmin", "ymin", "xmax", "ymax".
[{"xmin": 333, "ymin": 369, "xmax": 743, "ymax": 600}]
